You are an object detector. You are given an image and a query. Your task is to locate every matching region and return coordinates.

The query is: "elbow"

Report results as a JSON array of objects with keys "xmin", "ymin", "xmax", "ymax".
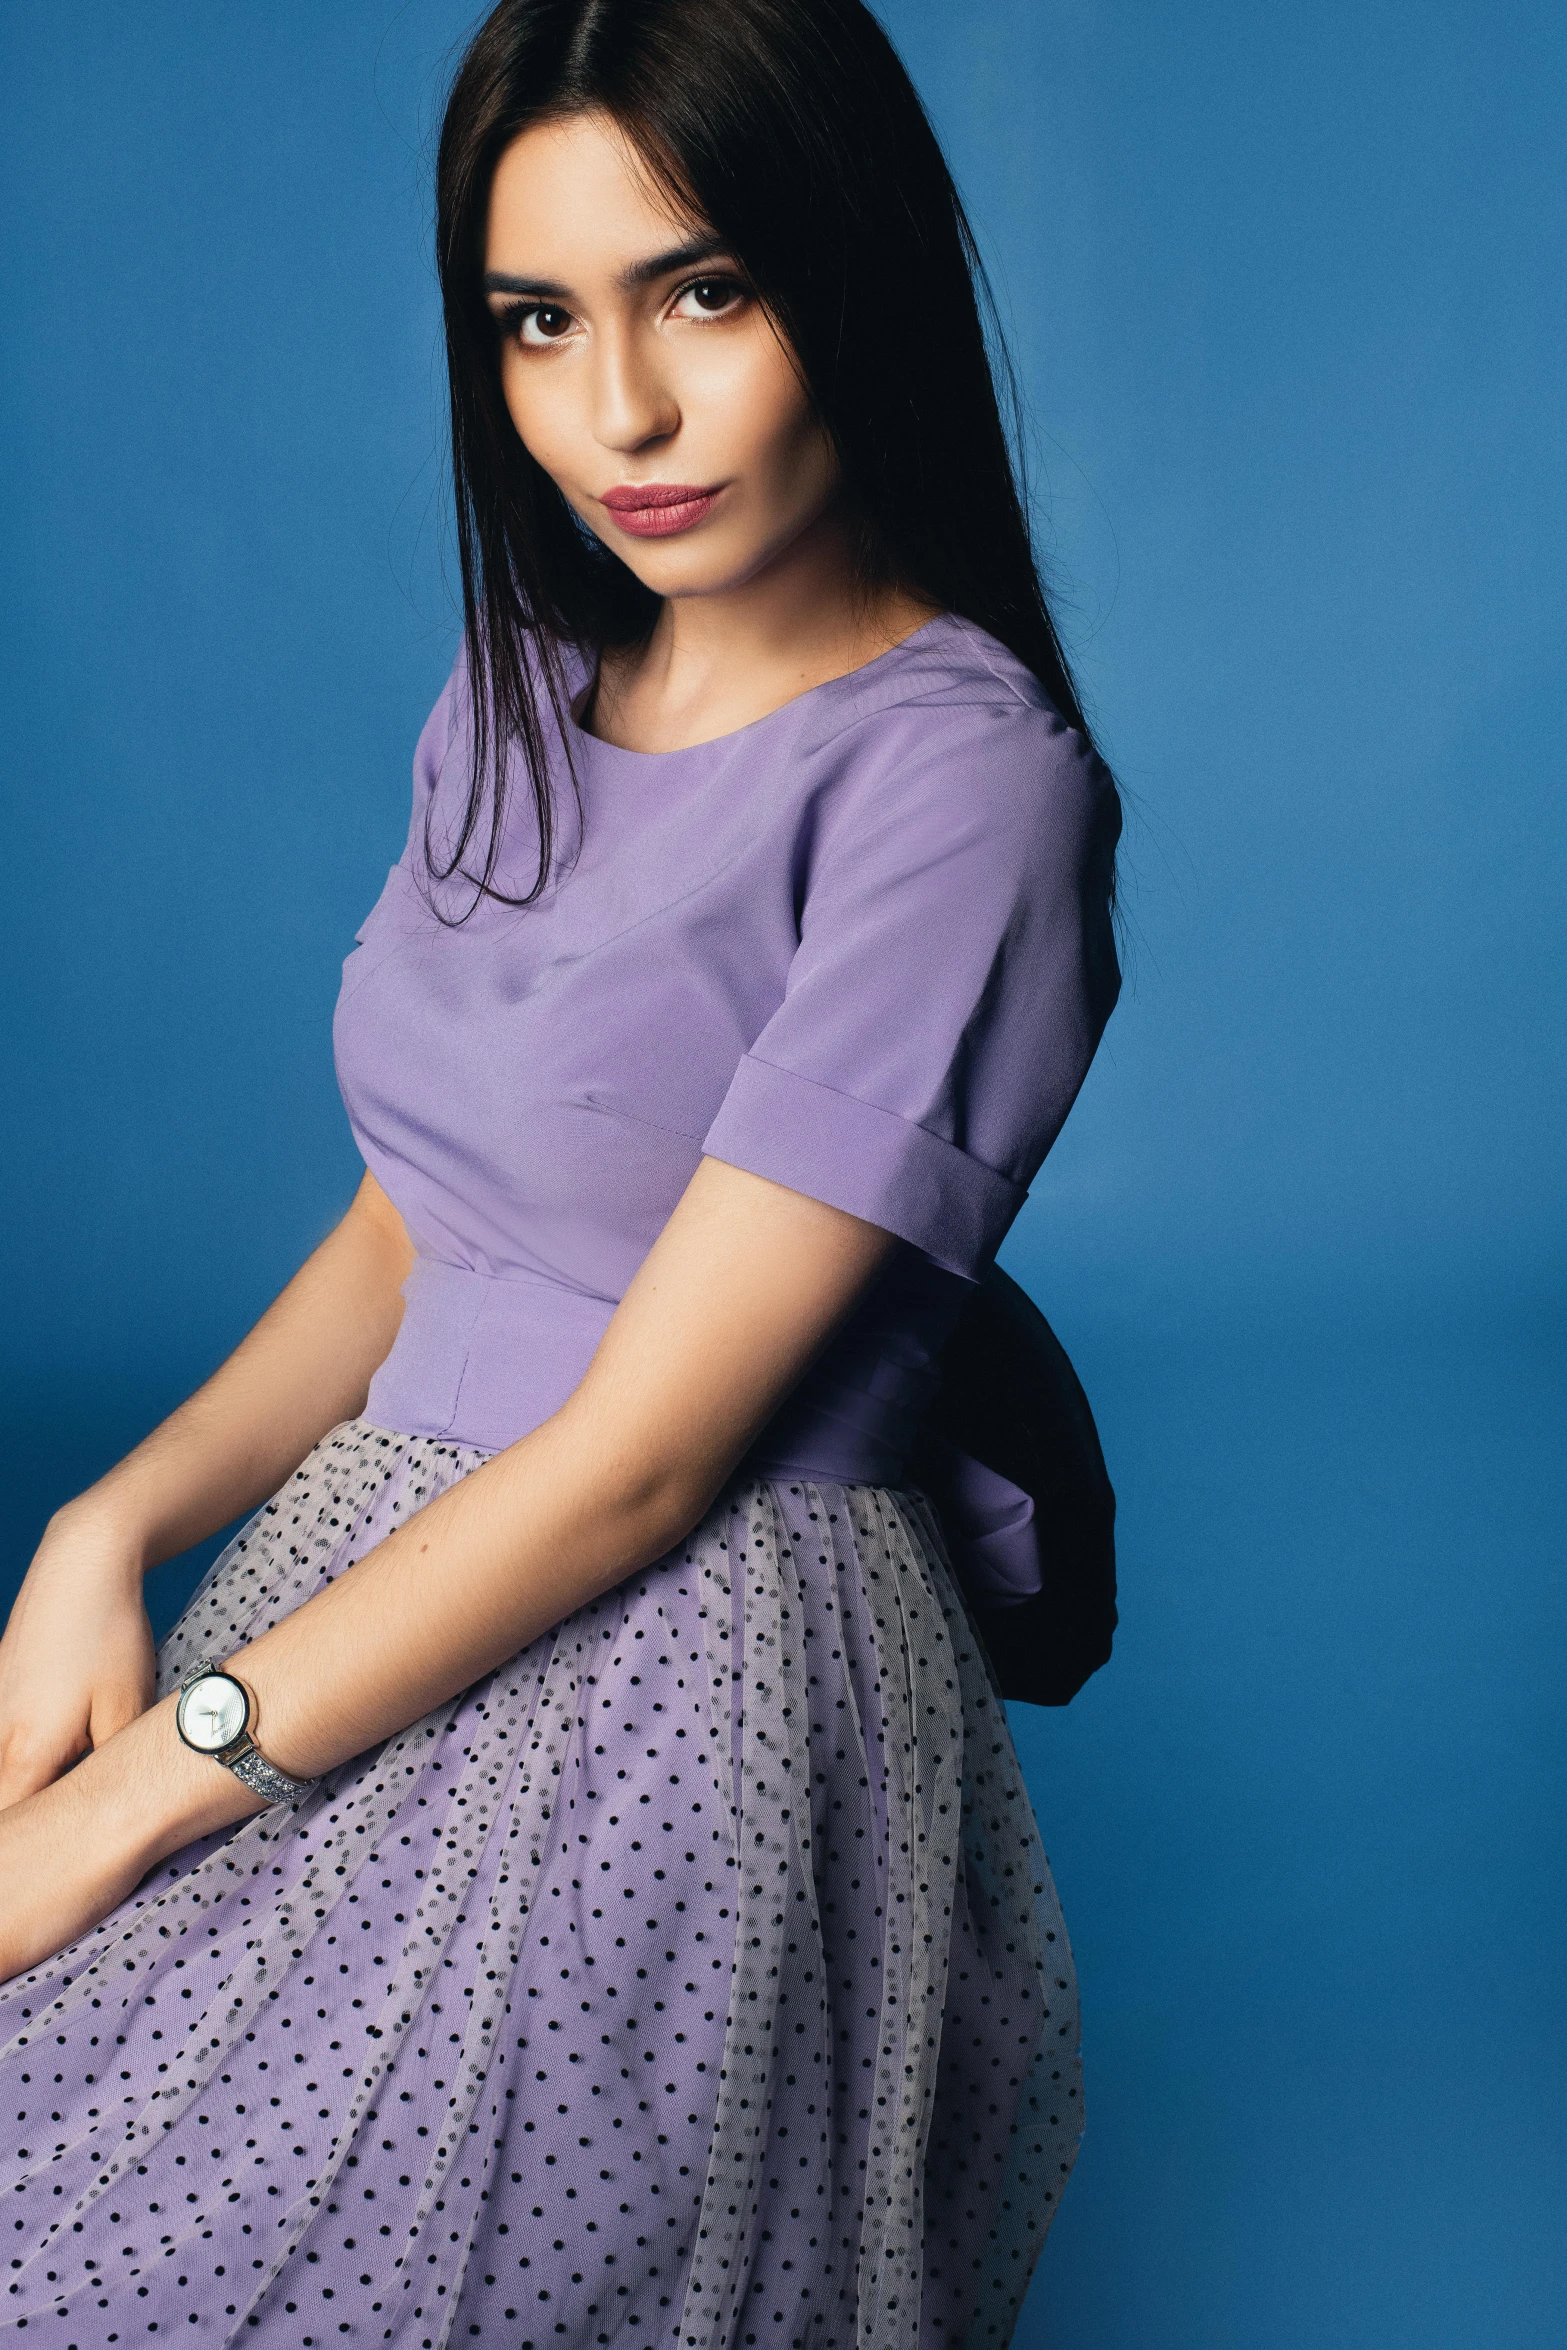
[
  {"xmin": 603, "ymin": 1452, "xmax": 719, "ymax": 1562},
  {"xmin": 553, "ymin": 1405, "xmax": 737, "ymax": 1567}
]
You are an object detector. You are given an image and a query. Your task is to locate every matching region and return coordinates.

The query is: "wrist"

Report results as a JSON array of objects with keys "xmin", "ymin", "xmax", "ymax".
[
  {"xmin": 89, "ymin": 1696, "xmax": 268, "ymax": 1874},
  {"xmin": 45, "ymin": 1483, "xmax": 156, "ymax": 1579},
  {"xmin": 172, "ymin": 1659, "xmax": 316, "ymax": 1811}
]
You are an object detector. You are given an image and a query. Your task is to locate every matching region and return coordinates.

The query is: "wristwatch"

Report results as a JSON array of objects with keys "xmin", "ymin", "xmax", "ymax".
[{"xmin": 175, "ymin": 1659, "xmax": 314, "ymax": 1806}]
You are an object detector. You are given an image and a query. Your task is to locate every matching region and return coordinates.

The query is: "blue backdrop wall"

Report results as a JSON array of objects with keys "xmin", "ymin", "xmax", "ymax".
[{"xmin": 2, "ymin": 4, "xmax": 1562, "ymax": 2343}]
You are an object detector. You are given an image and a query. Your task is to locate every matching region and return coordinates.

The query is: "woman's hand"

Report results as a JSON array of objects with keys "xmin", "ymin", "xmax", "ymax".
[
  {"xmin": 0, "ymin": 1501, "xmax": 155, "ymax": 1810},
  {"xmin": 0, "ymin": 1167, "xmax": 415, "ymax": 1815},
  {"xmin": 0, "ymin": 1692, "xmax": 264, "ymax": 1983},
  {"xmin": 0, "ymin": 1763, "xmax": 154, "ymax": 1983}
]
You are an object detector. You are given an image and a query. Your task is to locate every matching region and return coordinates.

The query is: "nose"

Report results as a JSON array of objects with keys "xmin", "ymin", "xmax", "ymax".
[{"xmin": 590, "ymin": 319, "xmax": 679, "ymax": 454}]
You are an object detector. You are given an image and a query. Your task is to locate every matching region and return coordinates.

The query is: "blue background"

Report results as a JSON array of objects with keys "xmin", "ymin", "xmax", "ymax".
[{"xmin": 2, "ymin": 3, "xmax": 1562, "ymax": 2342}]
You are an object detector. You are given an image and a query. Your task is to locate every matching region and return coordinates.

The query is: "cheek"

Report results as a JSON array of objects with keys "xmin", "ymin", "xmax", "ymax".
[
  {"xmin": 498, "ymin": 353, "xmax": 573, "ymax": 471},
  {"xmin": 751, "ymin": 380, "xmax": 835, "ymax": 511},
  {"xmin": 688, "ymin": 335, "xmax": 827, "ymax": 481}
]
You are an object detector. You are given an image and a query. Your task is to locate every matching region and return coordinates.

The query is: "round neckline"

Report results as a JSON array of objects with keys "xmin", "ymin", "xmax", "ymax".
[{"xmin": 567, "ymin": 610, "xmax": 954, "ymax": 764}]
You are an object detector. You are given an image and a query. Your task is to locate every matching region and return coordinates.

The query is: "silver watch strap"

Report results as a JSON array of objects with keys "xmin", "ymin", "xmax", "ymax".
[{"xmin": 227, "ymin": 1744, "xmax": 314, "ymax": 1807}]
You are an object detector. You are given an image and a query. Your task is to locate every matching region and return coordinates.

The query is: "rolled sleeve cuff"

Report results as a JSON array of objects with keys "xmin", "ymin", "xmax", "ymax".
[{"xmin": 701, "ymin": 1052, "xmax": 1026, "ymax": 1277}]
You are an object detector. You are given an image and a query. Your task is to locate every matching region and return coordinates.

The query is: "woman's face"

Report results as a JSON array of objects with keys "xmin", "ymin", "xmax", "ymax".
[{"xmin": 483, "ymin": 111, "xmax": 838, "ymax": 598}]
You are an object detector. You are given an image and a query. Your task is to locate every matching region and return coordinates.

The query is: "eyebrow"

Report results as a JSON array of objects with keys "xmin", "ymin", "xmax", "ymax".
[{"xmin": 482, "ymin": 235, "xmax": 734, "ymax": 301}]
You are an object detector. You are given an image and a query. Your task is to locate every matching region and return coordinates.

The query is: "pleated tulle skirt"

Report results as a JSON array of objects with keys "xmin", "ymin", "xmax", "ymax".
[{"xmin": 0, "ymin": 1420, "xmax": 1082, "ymax": 2349}]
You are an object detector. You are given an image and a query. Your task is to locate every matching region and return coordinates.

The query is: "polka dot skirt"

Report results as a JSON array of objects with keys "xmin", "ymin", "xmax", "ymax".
[{"xmin": 0, "ymin": 1421, "xmax": 1082, "ymax": 2347}]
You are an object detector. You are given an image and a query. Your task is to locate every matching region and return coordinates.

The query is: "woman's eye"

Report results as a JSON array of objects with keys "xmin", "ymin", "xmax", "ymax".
[
  {"xmin": 493, "ymin": 300, "xmax": 574, "ymax": 347},
  {"xmin": 514, "ymin": 304, "xmax": 576, "ymax": 346},
  {"xmin": 672, "ymin": 277, "xmax": 745, "ymax": 321}
]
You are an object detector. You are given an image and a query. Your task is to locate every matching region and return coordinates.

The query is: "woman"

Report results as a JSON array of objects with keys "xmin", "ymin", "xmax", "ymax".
[{"xmin": 0, "ymin": 2, "xmax": 1120, "ymax": 2343}]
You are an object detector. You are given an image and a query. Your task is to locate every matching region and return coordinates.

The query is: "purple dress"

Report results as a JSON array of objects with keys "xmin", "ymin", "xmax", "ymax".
[{"xmin": 0, "ymin": 613, "xmax": 1120, "ymax": 2349}]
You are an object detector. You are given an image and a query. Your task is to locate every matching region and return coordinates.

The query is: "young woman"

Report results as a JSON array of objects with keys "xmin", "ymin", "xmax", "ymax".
[{"xmin": 0, "ymin": 2, "xmax": 1120, "ymax": 2343}]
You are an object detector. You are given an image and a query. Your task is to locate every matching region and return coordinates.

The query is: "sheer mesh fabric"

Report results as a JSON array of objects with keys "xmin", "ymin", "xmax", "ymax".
[{"xmin": 0, "ymin": 1421, "xmax": 1081, "ymax": 2348}]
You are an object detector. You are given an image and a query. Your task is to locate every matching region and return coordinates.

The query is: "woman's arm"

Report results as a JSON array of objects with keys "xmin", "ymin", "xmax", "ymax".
[
  {"xmin": 0, "ymin": 1157, "xmax": 898, "ymax": 1980},
  {"xmin": 0, "ymin": 1170, "xmax": 414, "ymax": 1808},
  {"xmin": 60, "ymin": 1168, "xmax": 415, "ymax": 1566}
]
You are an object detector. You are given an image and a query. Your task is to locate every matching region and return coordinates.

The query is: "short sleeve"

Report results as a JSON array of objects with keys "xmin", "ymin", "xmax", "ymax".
[{"xmin": 701, "ymin": 698, "xmax": 1121, "ymax": 1276}]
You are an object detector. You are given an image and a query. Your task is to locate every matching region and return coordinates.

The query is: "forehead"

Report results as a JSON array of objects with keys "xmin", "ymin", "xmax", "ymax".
[{"xmin": 485, "ymin": 110, "xmax": 699, "ymax": 275}]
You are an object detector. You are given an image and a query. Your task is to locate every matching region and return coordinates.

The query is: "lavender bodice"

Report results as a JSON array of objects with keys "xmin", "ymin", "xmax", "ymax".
[{"xmin": 333, "ymin": 612, "xmax": 1120, "ymax": 1514}]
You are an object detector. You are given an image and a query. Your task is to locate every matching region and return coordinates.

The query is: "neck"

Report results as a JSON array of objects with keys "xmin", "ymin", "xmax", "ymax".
[{"xmin": 593, "ymin": 504, "xmax": 939, "ymax": 754}]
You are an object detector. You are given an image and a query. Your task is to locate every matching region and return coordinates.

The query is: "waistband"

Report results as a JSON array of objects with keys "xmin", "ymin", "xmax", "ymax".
[
  {"xmin": 366, "ymin": 1255, "xmax": 933, "ymax": 1485},
  {"xmin": 366, "ymin": 1256, "xmax": 1044, "ymax": 1610}
]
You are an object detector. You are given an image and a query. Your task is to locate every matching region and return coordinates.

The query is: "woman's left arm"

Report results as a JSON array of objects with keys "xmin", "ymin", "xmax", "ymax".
[{"xmin": 0, "ymin": 1158, "xmax": 899, "ymax": 1981}]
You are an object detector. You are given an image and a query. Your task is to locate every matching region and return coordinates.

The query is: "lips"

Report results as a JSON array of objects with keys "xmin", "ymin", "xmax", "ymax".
[{"xmin": 598, "ymin": 482, "xmax": 723, "ymax": 538}]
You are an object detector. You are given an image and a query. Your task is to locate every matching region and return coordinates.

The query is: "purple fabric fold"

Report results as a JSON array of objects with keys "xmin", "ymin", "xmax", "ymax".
[{"xmin": 921, "ymin": 1436, "xmax": 1044, "ymax": 1609}]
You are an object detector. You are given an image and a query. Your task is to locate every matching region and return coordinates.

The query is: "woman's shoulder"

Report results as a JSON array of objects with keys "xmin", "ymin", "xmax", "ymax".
[
  {"xmin": 799, "ymin": 611, "xmax": 1117, "ymax": 856},
  {"xmin": 404, "ymin": 627, "xmax": 592, "ymax": 845},
  {"xmin": 804, "ymin": 609, "xmax": 1041, "ymax": 719},
  {"xmin": 413, "ymin": 627, "xmax": 593, "ymax": 771}
]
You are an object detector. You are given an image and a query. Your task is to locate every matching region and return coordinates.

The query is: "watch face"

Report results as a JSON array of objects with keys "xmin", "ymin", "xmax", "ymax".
[{"xmin": 178, "ymin": 1673, "xmax": 250, "ymax": 1753}]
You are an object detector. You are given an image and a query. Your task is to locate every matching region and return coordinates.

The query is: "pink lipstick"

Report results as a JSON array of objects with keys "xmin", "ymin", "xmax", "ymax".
[{"xmin": 598, "ymin": 481, "xmax": 723, "ymax": 538}]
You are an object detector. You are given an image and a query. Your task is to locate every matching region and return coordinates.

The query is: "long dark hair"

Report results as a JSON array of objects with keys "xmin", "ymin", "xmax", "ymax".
[{"xmin": 434, "ymin": 0, "xmax": 1113, "ymax": 906}]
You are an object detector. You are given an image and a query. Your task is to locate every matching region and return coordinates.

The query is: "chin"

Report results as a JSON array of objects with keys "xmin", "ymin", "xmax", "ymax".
[
  {"xmin": 622, "ymin": 515, "xmax": 823, "ymax": 602},
  {"xmin": 616, "ymin": 534, "xmax": 768, "ymax": 600}
]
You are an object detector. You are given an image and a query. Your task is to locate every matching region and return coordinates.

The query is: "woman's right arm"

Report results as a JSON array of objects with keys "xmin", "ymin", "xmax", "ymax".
[{"xmin": 0, "ymin": 1168, "xmax": 414, "ymax": 1808}]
